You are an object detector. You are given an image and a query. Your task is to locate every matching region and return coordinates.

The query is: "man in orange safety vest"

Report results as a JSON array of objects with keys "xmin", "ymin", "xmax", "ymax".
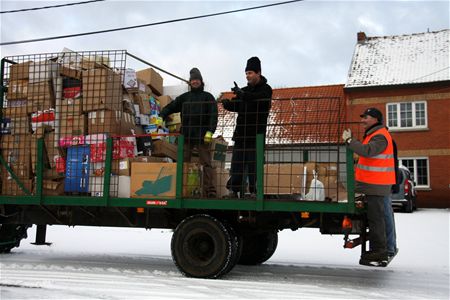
[{"xmin": 342, "ymin": 107, "xmax": 396, "ymax": 265}]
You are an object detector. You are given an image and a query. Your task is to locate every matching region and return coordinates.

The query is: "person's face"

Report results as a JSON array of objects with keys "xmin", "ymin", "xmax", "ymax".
[
  {"xmin": 190, "ymin": 79, "xmax": 202, "ymax": 88},
  {"xmin": 361, "ymin": 115, "xmax": 378, "ymax": 130},
  {"xmin": 246, "ymin": 71, "xmax": 261, "ymax": 85}
]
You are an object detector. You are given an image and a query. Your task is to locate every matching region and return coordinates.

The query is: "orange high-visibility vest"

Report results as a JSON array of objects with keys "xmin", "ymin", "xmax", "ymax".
[{"xmin": 355, "ymin": 127, "xmax": 396, "ymax": 185}]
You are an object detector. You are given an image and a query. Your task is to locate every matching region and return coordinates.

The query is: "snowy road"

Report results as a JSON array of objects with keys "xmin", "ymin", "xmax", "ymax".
[{"xmin": 1, "ymin": 209, "xmax": 448, "ymax": 299}]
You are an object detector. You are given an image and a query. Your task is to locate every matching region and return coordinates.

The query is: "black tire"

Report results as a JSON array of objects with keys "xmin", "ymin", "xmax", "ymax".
[
  {"xmin": 0, "ymin": 224, "xmax": 31, "ymax": 253},
  {"xmin": 404, "ymin": 198, "xmax": 413, "ymax": 213},
  {"xmin": 171, "ymin": 214, "xmax": 235, "ymax": 279},
  {"xmin": 221, "ymin": 222, "xmax": 241, "ymax": 276},
  {"xmin": 238, "ymin": 231, "xmax": 278, "ymax": 265}
]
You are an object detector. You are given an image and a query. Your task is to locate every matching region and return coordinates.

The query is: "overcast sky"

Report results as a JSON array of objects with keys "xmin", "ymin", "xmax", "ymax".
[{"xmin": 0, "ymin": 0, "xmax": 448, "ymax": 97}]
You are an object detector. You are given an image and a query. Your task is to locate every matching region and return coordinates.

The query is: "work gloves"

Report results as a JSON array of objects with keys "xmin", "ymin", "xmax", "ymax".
[
  {"xmin": 342, "ymin": 129, "xmax": 352, "ymax": 143},
  {"xmin": 204, "ymin": 131, "xmax": 213, "ymax": 144}
]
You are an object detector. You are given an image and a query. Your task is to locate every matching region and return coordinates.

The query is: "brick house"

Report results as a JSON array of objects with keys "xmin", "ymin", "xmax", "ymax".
[{"xmin": 344, "ymin": 30, "xmax": 450, "ymax": 208}]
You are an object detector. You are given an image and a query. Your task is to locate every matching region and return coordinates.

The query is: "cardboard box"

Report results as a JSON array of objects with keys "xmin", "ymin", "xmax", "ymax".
[
  {"xmin": 131, "ymin": 162, "xmax": 176, "ymax": 198},
  {"xmin": 134, "ymin": 93, "xmax": 151, "ymax": 115},
  {"xmin": 1, "ymin": 177, "xmax": 33, "ymax": 196},
  {"xmin": 88, "ymin": 110, "xmax": 121, "ymax": 135},
  {"xmin": 59, "ymin": 114, "xmax": 86, "ymax": 136},
  {"xmin": 264, "ymin": 163, "xmax": 305, "ymax": 195},
  {"xmin": 27, "ymin": 97, "xmax": 55, "ymax": 114},
  {"xmin": 123, "ymin": 68, "xmax": 138, "ymax": 90},
  {"xmin": 158, "ymin": 95, "xmax": 173, "ymax": 110},
  {"xmin": 28, "ymin": 81, "xmax": 54, "ymax": 101},
  {"xmin": 136, "ymin": 68, "xmax": 163, "ymax": 96},
  {"xmin": 7, "ymin": 80, "xmax": 28, "ymax": 100},
  {"xmin": 82, "ymin": 69, "xmax": 122, "ymax": 112},
  {"xmin": 10, "ymin": 116, "xmax": 30, "ymax": 135},
  {"xmin": 29, "ymin": 61, "xmax": 59, "ymax": 83},
  {"xmin": 152, "ymin": 139, "xmax": 178, "ymax": 160},
  {"xmin": 10, "ymin": 61, "xmax": 32, "ymax": 80},
  {"xmin": 60, "ymin": 65, "xmax": 81, "ymax": 80},
  {"xmin": 60, "ymin": 98, "xmax": 82, "ymax": 116},
  {"xmin": 43, "ymin": 179, "xmax": 65, "ymax": 196},
  {"xmin": 1, "ymin": 135, "xmax": 32, "ymax": 179},
  {"xmin": 3, "ymin": 99, "xmax": 28, "ymax": 117}
]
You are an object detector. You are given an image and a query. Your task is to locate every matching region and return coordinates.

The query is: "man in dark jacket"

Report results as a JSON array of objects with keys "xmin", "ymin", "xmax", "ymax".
[
  {"xmin": 222, "ymin": 57, "xmax": 272, "ymax": 197},
  {"xmin": 160, "ymin": 68, "xmax": 218, "ymax": 197},
  {"xmin": 342, "ymin": 108, "xmax": 396, "ymax": 265}
]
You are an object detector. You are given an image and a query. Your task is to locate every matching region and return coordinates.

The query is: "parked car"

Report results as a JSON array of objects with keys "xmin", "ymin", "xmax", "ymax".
[{"xmin": 391, "ymin": 166, "xmax": 418, "ymax": 213}]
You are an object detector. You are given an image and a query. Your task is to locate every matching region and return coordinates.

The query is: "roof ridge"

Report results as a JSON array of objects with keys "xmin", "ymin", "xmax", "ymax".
[{"xmin": 367, "ymin": 28, "xmax": 449, "ymax": 40}]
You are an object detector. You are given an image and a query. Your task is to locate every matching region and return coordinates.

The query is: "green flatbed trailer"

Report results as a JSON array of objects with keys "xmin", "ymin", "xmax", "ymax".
[{"xmin": 0, "ymin": 51, "xmax": 368, "ymax": 278}]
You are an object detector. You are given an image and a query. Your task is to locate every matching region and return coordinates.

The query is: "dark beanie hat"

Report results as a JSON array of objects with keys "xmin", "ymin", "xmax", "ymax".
[
  {"xmin": 245, "ymin": 56, "xmax": 261, "ymax": 73},
  {"xmin": 189, "ymin": 68, "xmax": 203, "ymax": 81}
]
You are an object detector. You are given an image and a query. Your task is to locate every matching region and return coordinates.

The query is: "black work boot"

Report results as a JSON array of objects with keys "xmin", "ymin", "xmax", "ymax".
[{"xmin": 361, "ymin": 250, "xmax": 388, "ymax": 262}]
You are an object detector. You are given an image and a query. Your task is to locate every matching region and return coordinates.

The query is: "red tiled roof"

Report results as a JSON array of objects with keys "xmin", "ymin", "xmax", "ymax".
[{"xmin": 217, "ymin": 84, "xmax": 346, "ymax": 144}]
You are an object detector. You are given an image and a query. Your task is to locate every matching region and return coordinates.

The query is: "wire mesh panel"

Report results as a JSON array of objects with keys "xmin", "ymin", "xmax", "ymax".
[
  {"xmin": 0, "ymin": 50, "xmax": 181, "ymax": 198},
  {"xmin": 215, "ymin": 94, "xmax": 355, "ymax": 202}
]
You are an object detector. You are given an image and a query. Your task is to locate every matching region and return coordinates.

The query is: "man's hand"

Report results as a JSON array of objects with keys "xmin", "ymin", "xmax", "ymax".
[
  {"xmin": 204, "ymin": 131, "xmax": 213, "ymax": 144},
  {"xmin": 342, "ymin": 129, "xmax": 352, "ymax": 143},
  {"xmin": 231, "ymin": 81, "xmax": 244, "ymax": 98}
]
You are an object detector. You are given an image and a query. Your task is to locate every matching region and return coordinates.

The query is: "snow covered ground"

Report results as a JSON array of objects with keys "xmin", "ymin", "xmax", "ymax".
[{"xmin": 1, "ymin": 209, "xmax": 448, "ymax": 299}]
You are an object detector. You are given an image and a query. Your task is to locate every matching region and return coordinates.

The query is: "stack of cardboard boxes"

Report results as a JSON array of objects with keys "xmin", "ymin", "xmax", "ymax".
[{"xmin": 0, "ymin": 52, "xmax": 186, "ymax": 198}]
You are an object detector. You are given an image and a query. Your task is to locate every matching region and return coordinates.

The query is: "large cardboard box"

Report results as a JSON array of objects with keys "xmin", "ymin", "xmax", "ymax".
[
  {"xmin": 131, "ymin": 162, "xmax": 176, "ymax": 198},
  {"xmin": 59, "ymin": 114, "xmax": 86, "ymax": 136},
  {"xmin": 152, "ymin": 139, "xmax": 178, "ymax": 160},
  {"xmin": 1, "ymin": 135, "xmax": 32, "ymax": 179},
  {"xmin": 27, "ymin": 81, "xmax": 54, "ymax": 101},
  {"xmin": 88, "ymin": 110, "xmax": 121, "ymax": 135},
  {"xmin": 82, "ymin": 69, "xmax": 122, "ymax": 112},
  {"xmin": 29, "ymin": 61, "xmax": 59, "ymax": 83},
  {"xmin": 43, "ymin": 179, "xmax": 65, "ymax": 196},
  {"xmin": 136, "ymin": 68, "xmax": 163, "ymax": 96},
  {"xmin": 133, "ymin": 93, "xmax": 151, "ymax": 115},
  {"xmin": 7, "ymin": 80, "xmax": 28, "ymax": 100},
  {"xmin": 59, "ymin": 65, "xmax": 81, "ymax": 80},
  {"xmin": 60, "ymin": 98, "xmax": 82, "ymax": 116},
  {"xmin": 10, "ymin": 116, "xmax": 30, "ymax": 135},
  {"xmin": 1, "ymin": 177, "xmax": 33, "ymax": 196},
  {"xmin": 3, "ymin": 100, "xmax": 28, "ymax": 117},
  {"xmin": 10, "ymin": 61, "xmax": 32, "ymax": 80},
  {"xmin": 264, "ymin": 163, "xmax": 304, "ymax": 194},
  {"xmin": 158, "ymin": 95, "xmax": 173, "ymax": 110}
]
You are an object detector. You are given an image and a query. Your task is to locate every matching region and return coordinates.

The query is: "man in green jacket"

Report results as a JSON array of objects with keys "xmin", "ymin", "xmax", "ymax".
[{"xmin": 160, "ymin": 68, "xmax": 218, "ymax": 198}]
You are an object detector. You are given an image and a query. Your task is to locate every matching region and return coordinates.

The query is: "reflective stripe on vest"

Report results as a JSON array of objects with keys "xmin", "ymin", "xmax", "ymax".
[{"xmin": 355, "ymin": 127, "xmax": 396, "ymax": 185}]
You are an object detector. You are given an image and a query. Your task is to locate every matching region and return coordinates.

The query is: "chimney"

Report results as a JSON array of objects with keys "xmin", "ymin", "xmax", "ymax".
[{"xmin": 357, "ymin": 32, "xmax": 367, "ymax": 43}]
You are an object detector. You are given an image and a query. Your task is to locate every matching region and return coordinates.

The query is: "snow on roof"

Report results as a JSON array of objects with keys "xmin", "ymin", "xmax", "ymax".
[{"xmin": 345, "ymin": 29, "xmax": 450, "ymax": 88}]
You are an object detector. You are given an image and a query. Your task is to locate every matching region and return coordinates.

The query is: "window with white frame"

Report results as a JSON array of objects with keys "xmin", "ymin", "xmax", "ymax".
[
  {"xmin": 399, "ymin": 157, "xmax": 430, "ymax": 188},
  {"xmin": 386, "ymin": 101, "xmax": 427, "ymax": 129}
]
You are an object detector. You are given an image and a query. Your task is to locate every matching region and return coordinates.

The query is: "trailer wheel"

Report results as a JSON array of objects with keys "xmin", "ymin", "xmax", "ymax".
[
  {"xmin": 238, "ymin": 231, "xmax": 278, "ymax": 265},
  {"xmin": 171, "ymin": 214, "xmax": 235, "ymax": 279},
  {"xmin": 221, "ymin": 222, "xmax": 241, "ymax": 276},
  {"xmin": 0, "ymin": 224, "xmax": 31, "ymax": 253}
]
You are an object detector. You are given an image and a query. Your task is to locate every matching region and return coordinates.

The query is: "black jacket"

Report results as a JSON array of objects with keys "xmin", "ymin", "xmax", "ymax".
[
  {"xmin": 160, "ymin": 86, "xmax": 218, "ymax": 144},
  {"xmin": 222, "ymin": 76, "xmax": 272, "ymax": 143}
]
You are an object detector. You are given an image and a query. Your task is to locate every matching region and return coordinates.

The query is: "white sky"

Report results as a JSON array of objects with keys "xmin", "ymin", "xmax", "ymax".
[{"xmin": 0, "ymin": 0, "xmax": 449, "ymax": 97}]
